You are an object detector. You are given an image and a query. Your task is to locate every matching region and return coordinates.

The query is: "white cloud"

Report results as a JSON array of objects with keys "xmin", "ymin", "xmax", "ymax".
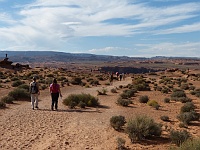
[
  {"xmin": 0, "ymin": 0, "xmax": 200, "ymax": 56},
  {"xmin": 136, "ymin": 42, "xmax": 200, "ymax": 57},
  {"xmin": 156, "ymin": 22, "xmax": 200, "ymax": 34},
  {"xmin": 89, "ymin": 47, "xmax": 130, "ymax": 53}
]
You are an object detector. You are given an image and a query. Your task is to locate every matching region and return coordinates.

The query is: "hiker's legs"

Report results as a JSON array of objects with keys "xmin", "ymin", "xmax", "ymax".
[
  {"xmin": 31, "ymin": 94, "xmax": 35, "ymax": 109},
  {"xmin": 35, "ymin": 94, "xmax": 39, "ymax": 108},
  {"xmin": 55, "ymin": 93, "xmax": 59, "ymax": 110}
]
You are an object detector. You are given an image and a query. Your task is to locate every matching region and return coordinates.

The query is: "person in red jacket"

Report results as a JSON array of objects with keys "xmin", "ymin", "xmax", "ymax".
[{"xmin": 49, "ymin": 78, "xmax": 62, "ymax": 110}]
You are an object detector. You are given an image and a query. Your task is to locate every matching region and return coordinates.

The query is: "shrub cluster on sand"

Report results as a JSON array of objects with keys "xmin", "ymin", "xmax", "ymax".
[
  {"xmin": 126, "ymin": 115, "xmax": 162, "ymax": 142},
  {"xmin": 0, "ymin": 101, "xmax": 6, "ymax": 109},
  {"xmin": 170, "ymin": 130, "xmax": 190, "ymax": 147},
  {"xmin": 132, "ymin": 77, "xmax": 151, "ymax": 91},
  {"xmin": 110, "ymin": 115, "xmax": 126, "ymax": 131},
  {"xmin": 177, "ymin": 102, "xmax": 199, "ymax": 126},
  {"xmin": 170, "ymin": 138, "xmax": 200, "ymax": 150},
  {"xmin": 8, "ymin": 88, "xmax": 30, "ymax": 101},
  {"xmin": 62, "ymin": 93, "xmax": 99, "ymax": 109},
  {"xmin": 110, "ymin": 115, "xmax": 162, "ymax": 144},
  {"xmin": 171, "ymin": 89, "xmax": 191, "ymax": 103}
]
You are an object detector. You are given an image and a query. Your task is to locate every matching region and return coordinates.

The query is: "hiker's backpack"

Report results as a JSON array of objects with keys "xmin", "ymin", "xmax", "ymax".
[{"xmin": 30, "ymin": 82, "xmax": 38, "ymax": 94}]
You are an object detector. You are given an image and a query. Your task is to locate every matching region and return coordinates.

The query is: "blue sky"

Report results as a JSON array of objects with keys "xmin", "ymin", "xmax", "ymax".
[{"xmin": 0, "ymin": 0, "xmax": 200, "ymax": 57}]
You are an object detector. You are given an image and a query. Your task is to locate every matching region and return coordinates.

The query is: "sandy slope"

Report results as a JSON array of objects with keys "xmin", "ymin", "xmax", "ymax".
[
  {"xmin": 1, "ymin": 76, "xmax": 199, "ymax": 150},
  {"xmin": 0, "ymin": 77, "xmax": 135, "ymax": 150}
]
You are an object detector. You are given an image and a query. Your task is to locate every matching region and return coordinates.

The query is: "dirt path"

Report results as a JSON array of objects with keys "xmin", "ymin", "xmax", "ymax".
[{"xmin": 0, "ymin": 78, "xmax": 135, "ymax": 150}]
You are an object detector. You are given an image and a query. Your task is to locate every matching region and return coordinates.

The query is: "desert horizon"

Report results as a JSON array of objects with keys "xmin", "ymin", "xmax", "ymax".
[{"xmin": 0, "ymin": 54, "xmax": 200, "ymax": 150}]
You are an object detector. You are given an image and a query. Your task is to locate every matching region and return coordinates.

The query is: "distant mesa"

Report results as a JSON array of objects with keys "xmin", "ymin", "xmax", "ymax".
[{"xmin": 0, "ymin": 54, "xmax": 30, "ymax": 69}]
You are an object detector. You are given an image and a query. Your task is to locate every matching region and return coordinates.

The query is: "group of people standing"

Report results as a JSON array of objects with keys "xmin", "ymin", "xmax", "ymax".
[{"xmin": 29, "ymin": 77, "xmax": 62, "ymax": 110}]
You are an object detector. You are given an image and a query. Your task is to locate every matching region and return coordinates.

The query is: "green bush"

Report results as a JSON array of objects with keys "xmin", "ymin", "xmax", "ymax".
[
  {"xmin": 63, "ymin": 93, "xmax": 99, "ymax": 108},
  {"xmin": 117, "ymin": 97, "xmax": 132, "ymax": 107},
  {"xmin": 97, "ymin": 88, "xmax": 107, "ymax": 95},
  {"xmin": 12, "ymin": 80, "xmax": 24, "ymax": 87},
  {"xmin": 0, "ymin": 101, "xmax": 6, "ymax": 109},
  {"xmin": 8, "ymin": 88, "xmax": 30, "ymax": 101},
  {"xmin": 164, "ymin": 97, "xmax": 170, "ymax": 103},
  {"xmin": 18, "ymin": 84, "xmax": 29, "ymax": 92},
  {"xmin": 170, "ymin": 138, "xmax": 200, "ymax": 150},
  {"xmin": 180, "ymin": 102, "xmax": 195, "ymax": 113},
  {"xmin": 170, "ymin": 130, "xmax": 190, "ymax": 146},
  {"xmin": 126, "ymin": 115, "xmax": 162, "ymax": 142},
  {"xmin": 111, "ymin": 88, "xmax": 117, "ymax": 93},
  {"xmin": 171, "ymin": 89, "xmax": 186, "ymax": 100},
  {"xmin": 1, "ymin": 96, "xmax": 14, "ymax": 104},
  {"xmin": 116, "ymin": 137, "xmax": 126, "ymax": 150},
  {"xmin": 139, "ymin": 95, "xmax": 149, "ymax": 103},
  {"xmin": 160, "ymin": 116, "xmax": 170, "ymax": 122},
  {"xmin": 120, "ymin": 89, "xmax": 135, "ymax": 99},
  {"xmin": 110, "ymin": 115, "xmax": 126, "ymax": 131},
  {"xmin": 71, "ymin": 77, "xmax": 82, "ymax": 85},
  {"xmin": 177, "ymin": 111, "xmax": 200, "ymax": 125},
  {"xmin": 147, "ymin": 100, "xmax": 158, "ymax": 107}
]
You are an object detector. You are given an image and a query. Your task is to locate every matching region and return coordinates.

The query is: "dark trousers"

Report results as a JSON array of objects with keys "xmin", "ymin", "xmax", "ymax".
[{"xmin": 51, "ymin": 93, "xmax": 59, "ymax": 110}]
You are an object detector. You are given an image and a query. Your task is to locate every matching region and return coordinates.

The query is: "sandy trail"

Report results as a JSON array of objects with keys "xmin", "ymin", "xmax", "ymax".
[{"xmin": 0, "ymin": 78, "xmax": 132, "ymax": 150}]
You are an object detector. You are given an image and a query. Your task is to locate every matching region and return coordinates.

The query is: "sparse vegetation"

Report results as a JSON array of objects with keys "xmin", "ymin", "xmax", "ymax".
[
  {"xmin": 0, "ymin": 101, "xmax": 6, "ymax": 109},
  {"xmin": 116, "ymin": 97, "xmax": 132, "ymax": 107},
  {"xmin": 126, "ymin": 115, "xmax": 162, "ymax": 142},
  {"xmin": 170, "ymin": 130, "xmax": 190, "ymax": 146},
  {"xmin": 110, "ymin": 115, "xmax": 126, "ymax": 131},
  {"xmin": 1, "ymin": 96, "xmax": 14, "ymax": 104},
  {"xmin": 63, "ymin": 93, "xmax": 99, "ymax": 108},
  {"xmin": 139, "ymin": 95, "xmax": 149, "ymax": 103}
]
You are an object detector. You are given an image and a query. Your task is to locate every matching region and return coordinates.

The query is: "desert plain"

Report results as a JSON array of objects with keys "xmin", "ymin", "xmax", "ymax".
[{"xmin": 0, "ymin": 58, "xmax": 200, "ymax": 150}]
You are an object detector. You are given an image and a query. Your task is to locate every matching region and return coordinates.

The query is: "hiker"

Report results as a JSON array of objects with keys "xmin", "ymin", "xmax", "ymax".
[
  {"xmin": 109, "ymin": 72, "xmax": 114, "ymax": 85},
  {"xmin": 119, "ymin": 74, "xmax": 123, "ymax": 81},
  {"xmin": 29, "ymin": 77, "xmax": 40, "ymax": 110},
  {"xmin": 50, "ymin": 78, "xmax": 62, "ymax": 111}
]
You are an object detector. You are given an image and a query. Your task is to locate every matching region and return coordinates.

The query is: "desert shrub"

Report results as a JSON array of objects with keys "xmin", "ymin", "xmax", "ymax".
[
  {"xmin": 189, "ymin": 85, "xmax": 195, "ymax": 91},
  {"xmin": 41, "ymin": 84, "xmax": 48, "ymax": 90},
  {"xmin": 18, "ymin": 84, "xmax": 29, "ymax": 92},
  {"xmin": 147, "ymin": 100, "xmax": 158, "ymax": 106},
  {"xmin": 63, "ymin": 93, "xmax": 99, "ymax": 108},
  {"xmin": 120, "ymin": 89, "xmax": 135, "ymax": 99},
  {"xmin": 0, "ymin": 101, "xmax": 6, "ymax": 109},
  {"xmin": 97, "ymin": 88, "xmax": 107, "ymax": 95},
  {"xmin": 111, "ymin": 88, "xmax": 117, "ymax": 93},
  {"xmin": 126, "ymin": 115, "xmax": 162, "ymax": 142},
  {"xmin": 110, "ymin": 115, "xmax": 126, "ymax": 131},
  {"xmin": 161, "ymin": 87, "xmax": 170, "ymax": 94},
  {"xmin": 1, "ymin": 96, "xmax": 14, "ymax": 104},
  {"xmin": 160, "ymin": 116, "xmax": 170, "ymax": 122},
  {"xmin": 177, "ymin": 111, "xmax": 200, "ymax": 125},
  {"xmin": 132, "ymin": 77, "xmax": 151, "ymax": 91},
  {"xmin": 116, "ymin": 137, "xmax": 126, "ymax": 150},
  {"xmin": 78, "ymin": 101, "xmax": 86, "ymax": 108},
  {"xmin": 10, "ymin": 77, "xmax": 19, "ymax": 81},
  {"xmin": 180, "ymin": 102, "xmax": 195, "ymax": 113},
  {"xmin": 90, "ymin": 80, "xmax": 100, "ymax": 85},
  {"xmin": 171, "ymin": 89, "xmax": 186, "ymax": 100},
  {"xmin": 170, "ymin": 130, "xmax": 190, "ymax": 146},
  {"xmin": 178, "ymin": 97, "xmax": 192, "ymax": 103},
  {"xmin": 46, "ymin": 74, "xmax": 54, "ymax": 77},
  {"xmin": 117, "ymin": 97, "xmax": 131, "ymax": 107},
  {"xmin": 180, "ymin": 83, "xmax": 189, "ymax": 90},
  {"xmin": 139, "ymin": 95, "xmax": 149, "ymax": 103},
  {"xmin": 12, "ymin": 80, "xmax": 24, "ymax": 87},
  {"xmin": 170, "ymin": 138, "xmax": 200, "ymax": 150},
  {"xmin": 164, "ymin": 97, "xmax": 170, "ymax": 103},
  {"xmin": 71, "ymin": 77, "xmax": 82, "ymax": 85},
  {"xmin": 8, "ymin": 88, "xmax": 30, "ymax": 101},
  {"xmin": 57, "ymin": 76, "xmax": 67, "ymax": 81}
]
